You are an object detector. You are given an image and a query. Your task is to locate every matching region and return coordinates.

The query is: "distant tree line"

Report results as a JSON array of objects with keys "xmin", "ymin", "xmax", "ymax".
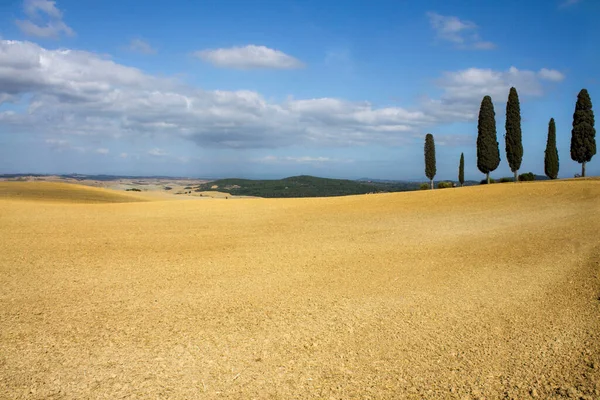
[{"xmin": 422, "ymin": 88, "xmax": 596, "ymax": 188}]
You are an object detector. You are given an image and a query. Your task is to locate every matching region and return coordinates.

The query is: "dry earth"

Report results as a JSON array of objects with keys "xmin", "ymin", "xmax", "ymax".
[{"xmin": 1, "ymin": 180, "xmax": 599, "ymax": 399}]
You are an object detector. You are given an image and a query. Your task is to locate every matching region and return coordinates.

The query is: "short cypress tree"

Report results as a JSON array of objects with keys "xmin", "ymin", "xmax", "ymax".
[
  {"xmin": 570, "ymin": 89, "xmax": 596, "ymax": 177},
  {"xmin": 505, "ymin": 87, "xmax": 523, "ymax": 182},
  {"xmin": 424, "ymin": 133, "xmax": 436, "ymax": 189},
  {"xmin": 458, "ymin": 153, "xmax": 465, "ymax": 186},
  {"xmin": 477, "ymin": 95, "xmax": 500, "ymax": 184},
  {"xmin": 544, "ymin": 118, "xmax": 559, "ymax": 179}
]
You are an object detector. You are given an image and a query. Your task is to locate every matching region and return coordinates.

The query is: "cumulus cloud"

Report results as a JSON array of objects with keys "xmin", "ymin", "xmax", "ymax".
[
  {"xmin": 15, "ymin": 0, "xmax": 75, "ymax": 38},
  {"xmin": 0, "ymin": 40, "xmax": 564, "ymax": 150},
  {"xmin": 128, "ymin": 39, "xmax": 156, "ymax": 55},
  {"xmin": 195, "ymin": 45, "xmax": 304, "ymax": 69},
  {"xmin": 427, "ymin": 12, "xmax": 494, "ymax": 50}
]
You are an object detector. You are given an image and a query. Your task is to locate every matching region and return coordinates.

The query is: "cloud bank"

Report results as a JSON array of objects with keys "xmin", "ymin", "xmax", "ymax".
[{"xmin": 0, "ymin": 40, "xmax": 564, "ymax": 150}]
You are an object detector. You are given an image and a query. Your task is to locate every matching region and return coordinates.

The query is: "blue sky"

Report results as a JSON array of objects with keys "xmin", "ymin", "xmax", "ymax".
[{"xmin": 0, "ymin": 0, "xmax": 598, "ymax": 180}]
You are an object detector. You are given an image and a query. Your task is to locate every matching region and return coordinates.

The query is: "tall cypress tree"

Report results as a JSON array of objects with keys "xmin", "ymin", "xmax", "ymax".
[
  {"xmin": 544, "ymin": 118, "xmax": 559, "ymax": 179},
  {"xmin": 424, "ymin": 133, "xmax": 436, "ymax": 189},
  {"xmin": 505, "ymin": 87, "xmax": 523, "ymax": 182},
  {"xmin": 458, "ymin": 153, "xmax": 465, "ymax": 187},
  {"xmin": 570, "ymin": 89, "xmax": 596, "ymax": 177},
  {"xmin": 477, "ymin": 95, "xmax": 500, "ymax": 184}
]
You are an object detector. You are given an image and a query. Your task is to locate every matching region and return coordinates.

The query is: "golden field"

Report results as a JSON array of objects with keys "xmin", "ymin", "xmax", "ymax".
[{"xmin": 1, "ymin": 180, "xmax": 599, "ymax": 399}]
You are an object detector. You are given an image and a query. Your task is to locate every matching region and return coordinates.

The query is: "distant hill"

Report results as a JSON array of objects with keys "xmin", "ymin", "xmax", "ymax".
[{"xmin": 195, "ymin": 175, "xmax": 422, "ymax": 198}]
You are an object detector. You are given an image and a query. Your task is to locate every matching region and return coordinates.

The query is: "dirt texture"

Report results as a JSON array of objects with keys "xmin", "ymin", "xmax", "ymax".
[{"xmin": 1, "ymin": 180, "xmax": 599, "ymax": 399}]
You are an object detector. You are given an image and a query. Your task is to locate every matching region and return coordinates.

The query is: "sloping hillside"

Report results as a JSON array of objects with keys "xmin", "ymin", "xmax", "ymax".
[
  {"xmin": 0, "ymin": 182, "xmax": 148, "ymax": 204},
  {"xmin": 0, "ymin": 180, "xmax": 599, "ymax": 399}
]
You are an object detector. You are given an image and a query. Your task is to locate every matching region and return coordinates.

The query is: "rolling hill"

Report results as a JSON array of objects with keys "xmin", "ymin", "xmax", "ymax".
[
  {"xmin": 195, "ymin": 175, "xmax": 422, "ymax": 197},
  {"xmin": 1, "ymin": 179, "xmax": 599, "ymax": 399}
]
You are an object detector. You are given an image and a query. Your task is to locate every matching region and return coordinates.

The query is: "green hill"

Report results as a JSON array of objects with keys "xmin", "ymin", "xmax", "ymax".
[{"xmin": 196, "ymin": 175, "xmax": 421, "ymax": 198}]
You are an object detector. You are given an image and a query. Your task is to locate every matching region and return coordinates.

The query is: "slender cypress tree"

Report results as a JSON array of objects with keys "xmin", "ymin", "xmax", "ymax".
[
  {"xmin": 570, "ymin": 89, "xmax": 596, "ymax": 177},
  {"xmin": 505, "ymin": 87, "xmax": 523, "ymax": 182},
  {"xmin": 477, "ymin": 95, "xmax": 500, "ymax": 184},
  {"xmin": 424, "ymin": 133, "xmax": 436, "ymax": 189},
  {"xmin": 544, "ymin": 118, "xmax": 559, "ymax": 179},
  {"xmin": 458, "ymin": 153, "xmax": 465, "ymax": 187}
]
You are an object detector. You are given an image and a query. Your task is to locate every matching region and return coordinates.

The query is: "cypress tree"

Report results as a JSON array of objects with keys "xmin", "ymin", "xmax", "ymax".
[
  {"xmin": 424, "ymin": 133, "xmax": 436, "ymax": 189},
  {"xmin": 544, "ymin": 118, "xmax": 559, "ymax": 179},
  {"xmin": 458, "ymin": 153, "xmax": 465, "ymax": 186},
  {"xmin": 505, "ymin": 87, "xmax": 523, "ymax": 182},
  {"xmin": 570, "ymin": 89, "xmax": 596, "ymax": 177},
  {"xmin": 477, "ymin": 95, "xmax": 500, "ymax": 184}
]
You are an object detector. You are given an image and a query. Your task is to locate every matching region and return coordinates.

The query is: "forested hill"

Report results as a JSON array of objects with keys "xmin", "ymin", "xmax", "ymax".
[{"xmin": 195, "ymin": 175, "xmax": 422, "ymax": 198}]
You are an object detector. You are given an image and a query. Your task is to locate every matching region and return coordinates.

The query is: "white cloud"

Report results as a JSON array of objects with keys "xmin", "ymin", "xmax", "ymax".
[
  {"xmin": 148, "ymin": 148, "xmax": 169, "ymax": 157},
  {"xmin": 24, "ymin": 0, "xmax": 62, "ymax": 18},
  {"xmin": 96, "ymin": 148, "xmax": 109, "ymax": 154},
  {"xmin": 539, "ymin": 68, "xmax": 565, "ymax": 82},
  {"xmin": 128, "ymin": 39, "xmax": 156, "ymax": 55},
  {"xmin": 195, "ymin": 45, "xmax": 304, "ymax": 69},
  {"xmin": 15, "ymin": 0, "xmax": 75, "ymax": 38},
  {"xmin": 0, "ymin": 40, "xmax": 564, "ymax": 150},
  {"xmin": 427, "ymin": 12, "xmax": 494, "ymax": 50},
  {"xmin": 255, "ymin": 156, "xmax": 353, "ymax": 165},
  {"xmin": 119, "ymin": 152, "xmax": 128, "ymax": 158}
]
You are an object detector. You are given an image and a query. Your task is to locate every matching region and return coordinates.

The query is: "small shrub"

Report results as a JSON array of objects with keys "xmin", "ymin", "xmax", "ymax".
[
  {"xmin": 518, "ymin": 172, "xmax": 535, "ymax": 181},
  {"xmin": 126, "ymin": 188, "xmax": 142, "ymax": 192},
  {"xmin": 164, "ymin": 186, "xmax": 172, "ymax": 190},
  {"xmin": 419, "ymin": 183, "xmax": 429, "ymax": 190},
  {"xmin": 499, "ymin": 177, "xmax": 513, "ymax": 183},
  {"xmin": 437, "ymin": 181, "xmax": 453, "ymax": 189},
  {"xmin": 480, "ymin": 178, "xmax": 496, "ymax": 185}
]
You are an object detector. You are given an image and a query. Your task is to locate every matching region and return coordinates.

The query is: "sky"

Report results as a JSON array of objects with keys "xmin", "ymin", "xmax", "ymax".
[{"xmin": 0, "ymin": 0, "xmax": 598, "ymax": 180}]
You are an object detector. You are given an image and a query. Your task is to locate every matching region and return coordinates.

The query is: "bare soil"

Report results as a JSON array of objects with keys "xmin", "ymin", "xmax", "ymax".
[{"xmin": 0, "ymin": 180, "xmax": 599, "ymax": 399}]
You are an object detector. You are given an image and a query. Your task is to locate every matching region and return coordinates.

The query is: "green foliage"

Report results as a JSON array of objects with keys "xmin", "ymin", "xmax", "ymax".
[
  {"xmin": 518, "ymin": 172, "xmax": 535, "ymax": 181},
  {"xmin": 126, "ymin": 188, "xmax": 142, "ymax": 192},
  {"xmin": 458, "ymin": 153, "xmax": 465, "ymax": 186},
  {"xmin": 437, "ymin": 181, "xmax": 453, "ymax": 189},
  {"xmin": 419, "ymin": 183, "xmax": 430, "ymax": 190},
  {"xmin": 499, "ymin": 177, "xmax": 513, "ymax": 183},
  {"xmin": 480, "ymin": 178, "xmax": 496, "ymax": 185},
  {"xmin": 505, "ymin": 87, "xmax": 523, "ymax": 175},
  {"xmin": 544, "ymin": 118, "xmax": 559, "ymax": 179},
  {"xmin": 477, "ymin": 96, "xmax": 500, "ymax": 179},
  {"xmin": 570, "ymin": 89, "xmax": 596, "ymax": 176},
  {"xmin": 424, "ymin": 133, "xmax": 436, "ymax": 181},
  {"xmin": 195, "ymin": 175, "xmax": 421, "ymax": 198}
]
